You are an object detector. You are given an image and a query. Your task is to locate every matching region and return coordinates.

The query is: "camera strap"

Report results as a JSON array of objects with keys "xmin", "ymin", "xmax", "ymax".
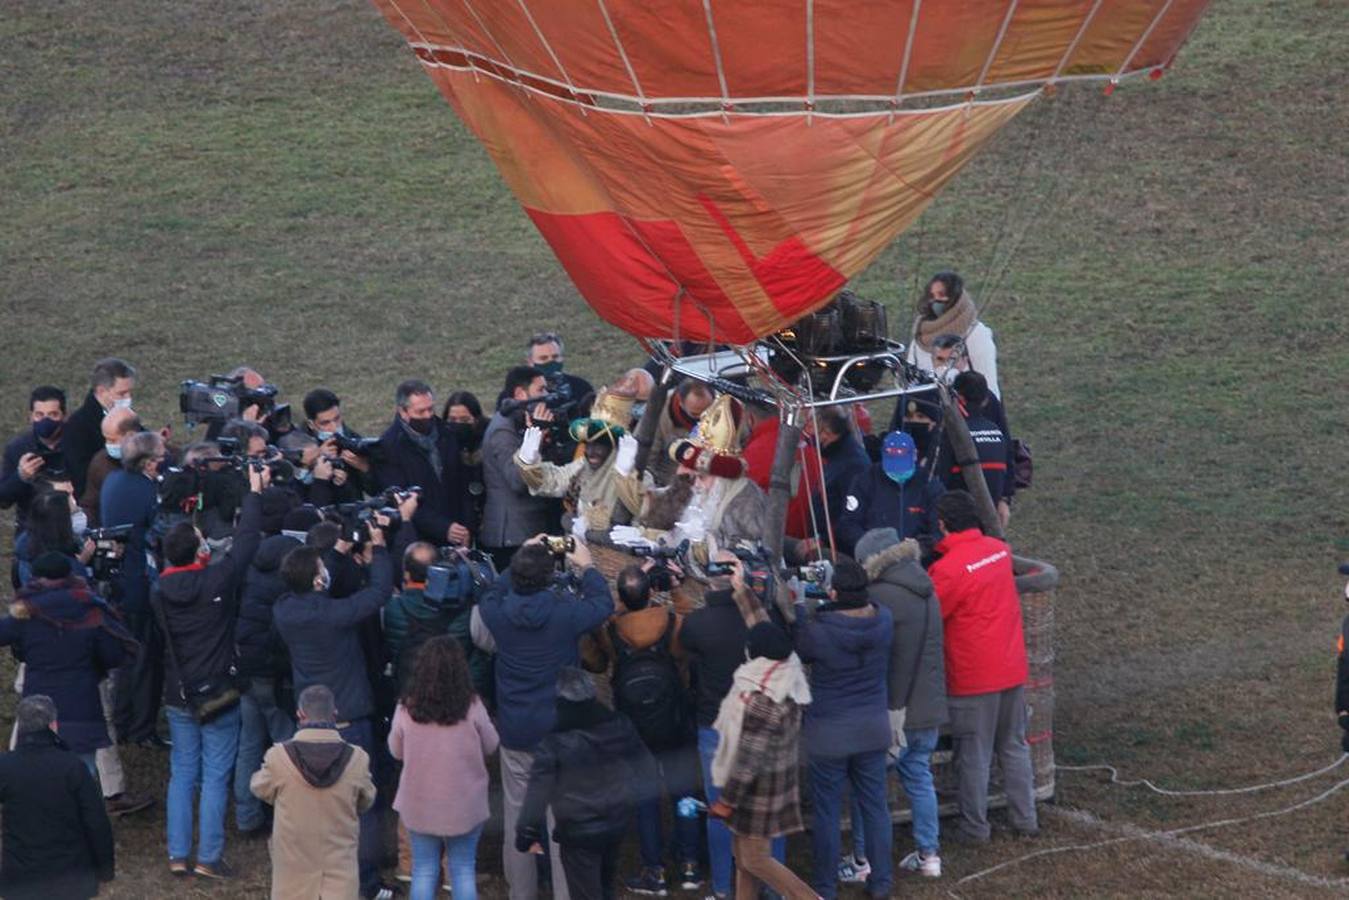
[{"xmin": 149, "ymin": 589, "xmax": 190, "ymax": 703}]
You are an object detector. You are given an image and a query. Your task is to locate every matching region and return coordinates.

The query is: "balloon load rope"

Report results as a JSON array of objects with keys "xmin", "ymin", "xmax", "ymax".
[{"xmin": 947, "ymin": 754, "xmax": 1349, "ymax": 895}]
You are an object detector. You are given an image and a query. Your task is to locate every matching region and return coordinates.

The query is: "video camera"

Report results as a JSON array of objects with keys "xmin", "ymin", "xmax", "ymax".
[
  {"xmin": 542, "ymin": 535, "xmax": 575, "ymax": 558},
  {"xmin": 425, "ymin": 546, "xmax": 498, "ymax": 604},
  {"xmin": 86, "ymin": 524, "xmax": 132, "ymax": 583},
  {"xmin": 330, "ymin": 433, "xmax": 382, "ymax": 457},
  {"xmin": 323, "ymin": 486, "xmax": 422, "ymax": 546},
  {"xmin": 179, "ymin": 375, "xmax": 280, "ymax": 427},
  {"xmin": 631, "ymin": 539, "xmax": 690, "ymax": 591}
]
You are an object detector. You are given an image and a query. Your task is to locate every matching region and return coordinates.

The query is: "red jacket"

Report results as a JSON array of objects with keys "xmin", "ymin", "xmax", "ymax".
[
  {"xmin": 929, "ymin": 528, "xmax": 1027, "ymax": 697},
  {"xmin": 743, "ymin": 418, "xmax": 822, "ymax": 539}
]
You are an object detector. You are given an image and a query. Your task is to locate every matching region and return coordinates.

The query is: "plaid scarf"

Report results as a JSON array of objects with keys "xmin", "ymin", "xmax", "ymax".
[{"xmin": 12, "ymin": 575, "xmax": 140, "ymax": 654}]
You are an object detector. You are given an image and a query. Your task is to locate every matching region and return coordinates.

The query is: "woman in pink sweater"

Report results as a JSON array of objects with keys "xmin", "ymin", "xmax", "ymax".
[{"xmin": 389, "ymin": 636, "xmax": 499, "ymax": 900}]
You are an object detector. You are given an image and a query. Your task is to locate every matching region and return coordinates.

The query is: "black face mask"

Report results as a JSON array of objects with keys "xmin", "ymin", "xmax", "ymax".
[
  {"xmin": 903, "ymin": 421, "xmax": 933, "ymax": 459},
  {"xmin": 446, "ymin": 421, "xmax": 476, "ymax": 446},
  {"xmin": 406, "ymin": 416, "xmax": 434, "ymax": 436}
]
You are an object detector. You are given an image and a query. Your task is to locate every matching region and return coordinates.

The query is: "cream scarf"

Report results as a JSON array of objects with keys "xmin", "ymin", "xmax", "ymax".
[
  {"xmin": 710, "ymin": 653, "xmax": 812, "ymax": 787},
  {"xmin": 912, "ymin": 290, "xmax": 978, "ymax": 354}
]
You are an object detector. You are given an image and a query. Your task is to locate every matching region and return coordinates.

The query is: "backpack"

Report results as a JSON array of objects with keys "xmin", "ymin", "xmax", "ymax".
[{"xmin": 608, "ymin": 609, "xmax": 687, "ymax": 751}]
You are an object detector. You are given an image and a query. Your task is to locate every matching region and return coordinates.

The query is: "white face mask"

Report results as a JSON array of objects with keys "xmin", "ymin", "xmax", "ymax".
[
  {"xmin": 112, "ymin": 398, "xmax": 133, "ymax": 410},
  {"xmin": 70, "ymin": 510, "xmax": 88, "ymax": 538}
]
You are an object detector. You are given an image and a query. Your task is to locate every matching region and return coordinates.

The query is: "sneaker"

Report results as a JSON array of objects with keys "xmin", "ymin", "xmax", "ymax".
[
  {"xmin": 105, "ymin": 791, "xmax": 155, "ymax": 817},
  {"xmin": 898, "ymin": 850, "xmax": 942, "ymax": 878},
  {"xmin": 625, "ymin": 867, "xmax": 670, "ymax": 896},
  {"xmin": 702, "ymin": 894, "xmax": 729, "ymax": 900},
  {"xmin": 193, "ymin": 859, "xmax": 234, "ymax": 880},
  {"xmin": 367, "ymin": 887, "xmax": 397, "ymax": 900},
  {"xmin": 837, "ymin": 853, "xmax": 871, "ymax": 884},
  {"xmin": 678, "ymin": 862, "xmax": 703, "ymax": 891},
  {"xmin": 168, "ymin": 858, "xmax": 191, "ymax": 877}
]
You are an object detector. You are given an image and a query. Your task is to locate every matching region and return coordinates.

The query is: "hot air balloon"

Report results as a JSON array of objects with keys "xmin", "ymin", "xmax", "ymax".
[{"xmin": 368, "ymin": 0, "xmax": 1213, "ymax": 345}]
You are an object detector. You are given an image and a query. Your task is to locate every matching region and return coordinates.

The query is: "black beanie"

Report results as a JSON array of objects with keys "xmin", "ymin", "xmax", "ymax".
[
  {"xmin": 745, "ymin": 622, "xmax": 792, "ymax": 661},
  {"xmin": 282, "ymin": 504, "xmax": 322, "ymax": 534},
  {"xmin": 31, "ymin": 552, "xmax": 72, "ymax": 580},
  {"xmin": 830, "ymin": 559, "xmax": 870, "ymax": 608}
]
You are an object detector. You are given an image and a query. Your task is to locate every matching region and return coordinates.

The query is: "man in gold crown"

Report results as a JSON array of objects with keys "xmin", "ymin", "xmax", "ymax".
[
  {"xmin": 615, "ymin": 394, "xmax": 766, "ymax": 565},
  {"xmin": 514, "ymin": 384, "xmax": 643, "ymax": 534}
]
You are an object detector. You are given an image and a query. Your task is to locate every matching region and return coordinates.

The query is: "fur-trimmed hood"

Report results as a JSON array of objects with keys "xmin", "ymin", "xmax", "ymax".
[{"xmin": 862, "ymin": 539, "xmax": 933, "ymax": 598}]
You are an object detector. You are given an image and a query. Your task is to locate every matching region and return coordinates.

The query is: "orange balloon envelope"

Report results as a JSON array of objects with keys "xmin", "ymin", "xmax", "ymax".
[{"xmin": 369, "ymin": 0, "xmax": 1213, "ymax": 343}]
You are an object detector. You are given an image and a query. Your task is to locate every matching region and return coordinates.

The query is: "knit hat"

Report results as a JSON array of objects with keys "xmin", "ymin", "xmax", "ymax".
[
  {"xmin": 829, "ymin": 559, "xmax": 870, "ymax": 608},
  {"xmin": 901, "ymin": 389, "xmax": 942, "ymax": 423},
  {"xmin": 854, "ymin": 527, "xmax": 900, "ymax": 566},
  {"xmin": 568, "ymin": 386, "xmax": 633, "ymax": 445},
  {"xmin": 669, "ymin": 394, "xmax": 747, "ymax": 479},
  {"xmin": 31, "ymin": 552, "xmax": 72, "ymax": 580},
  {"xmin": 556, "ymin": 666, "xmax": 598, "ymax": 703},
  {"xmin": 745, "ymin": 622, "xmax": 793, "ymax": 661}
]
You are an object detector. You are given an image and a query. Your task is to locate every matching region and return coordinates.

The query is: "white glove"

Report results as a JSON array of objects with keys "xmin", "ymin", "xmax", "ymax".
[
  {"xmin": 889, "ymin": 708, "xmax": 908, "ymax": 755},
  {"xmin": 517, "ymin": 426, "xmax": 543, "ymax": 466},
  {"xmin": 614, "ymin": 433, "xmax": 638, "ymax": 477},
  {"xmin": 609, "ymin": 525, "xmax": 650, "ymax": 548},
  {"xmin": 674, "ymin": 517, "xmax": 706, "ymax": 544}
]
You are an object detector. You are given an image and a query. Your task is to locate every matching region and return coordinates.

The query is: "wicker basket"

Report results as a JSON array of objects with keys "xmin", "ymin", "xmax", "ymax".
[{"xmin": 586, "ymin": 537, "xmax": 706, "ymax": 613}]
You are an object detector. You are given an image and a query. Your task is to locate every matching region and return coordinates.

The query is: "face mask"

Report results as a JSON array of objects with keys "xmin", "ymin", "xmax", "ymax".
[
  {"xmin": 112, "ymin": 398, "xmax": 133, "ymax": 410},
  {"xmin": 70, "ymin": 510, "xmax": 88, "ymax": 538},
  {"xmin": 881, "ymin": 431, "xmax": 917, "ymax": 485},
  {"xmin": 316, "ymin": 429, "xmax": 337, "ymax": 442},
  {"xmin": 316, "ymin": 569, "xmax": 331, "ymax": 593},
  {"xmin": 929, "ymin": 301, "xmax": 949, "ymax": 317},
  {"xmin": 105, "ymin": 442, "xmax": 123, "ymax": 460},
  {"xmin": 630, "ymin": 402, "xmax": 647, "ymax": 422},
  {"xmin": 447, "ymin": 421, "xmax": 475, "ymax": 444},
  {"xmin": 33, "ymin": 418, "xmax": 62, "ymax": 441},
  {"xmin": 537, "ymin": 360, "xmax": 564, "ymax": 377},
  {"xmin": 407, "ymin": 417, "xmax": 434, "ymax": 436}
]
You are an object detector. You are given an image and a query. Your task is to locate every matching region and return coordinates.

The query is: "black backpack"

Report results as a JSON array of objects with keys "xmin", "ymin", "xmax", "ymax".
[{"xmin": 608, "ymin": 610, "xmax": 687, "ymax": 750}]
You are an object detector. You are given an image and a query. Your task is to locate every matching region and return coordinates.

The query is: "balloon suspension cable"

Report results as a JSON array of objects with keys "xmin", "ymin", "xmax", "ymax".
[{"xmin": 802, "ymin": 404, "xmax": 835, "ymax": 563}]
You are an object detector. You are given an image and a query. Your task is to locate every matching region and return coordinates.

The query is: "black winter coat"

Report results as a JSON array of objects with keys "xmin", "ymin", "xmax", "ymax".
[
  {"xmin": 0, "ymin": 577, "xmax": 133, "ymax": 753},
  {"xmin": 234, "ymin": 533, "xmax": 301, "ymax": 679},
  {"xmin": 517, "ymin": 701, "xmax": 656, "ymax": 848},
  {"xmin": 677, "ymin": 588, "xmax": 750, "ymax": 728},
  {"xmin": 0, "ymin": 729, "xmax": 115, "ymax": 900},
  {"xmin": 374, "ymin": 418, "xmax": 474, "ymax": 544},
  {"xmin": 0, "ymin": 429, "xmax": 71, "ymax": 532},
  {"xmin": 61, "ymin": 392, "xmax": 106, "ymax": 499},
  {"xmin": 155, "ymin": 494, "xmax": 263, "ymax": 706}
]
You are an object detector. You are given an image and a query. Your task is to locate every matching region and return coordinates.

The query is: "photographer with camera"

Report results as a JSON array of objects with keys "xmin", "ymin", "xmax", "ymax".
[
  {"xmin": 77, "ymin": 406, "xmax": 140, "ymax": 528},
  {"xmin": 1, "ymin": 386, "xmax": 72, "ymax": 535},
  {"xmin": 302, "ymin": 388, "xmax": 379, "ymax": 502},
  {"xmin": 153, "ymin": 461, "xmax": 268, "ymax": 879},
  {"xmin": 101, "ymin": 432, "xmax": 168, "ymax": 748},
  {"xmin": 273, "ymin": 509, "xmax": 397, "ymax": 900},
  {"xmin": 63, "ymin": 359, "xmax": 137, "ymax": 497},
  {"xmin": 375, "ymin": 380, "xmax": 475, "ymax": 550},
  {"xmin": 481, "ymin": 366, "xmax": 560, "ymax": 571},
  {"xmin": 470, "ymin": 535, "xmax": 613, "ymax": 900}
]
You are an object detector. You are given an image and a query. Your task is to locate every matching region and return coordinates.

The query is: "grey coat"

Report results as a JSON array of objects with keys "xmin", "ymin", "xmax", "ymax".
[
  {"xmin": 480, "ymin": 411, "xmax": 555, "ymax": 548},
  {"xmin": 862, "ymin": 540, "xmax": 949, "ymax": 730}
]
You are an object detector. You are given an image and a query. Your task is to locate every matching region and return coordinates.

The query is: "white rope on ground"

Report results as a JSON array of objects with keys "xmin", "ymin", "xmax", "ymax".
[
  {"xmin": 948, "ymin": 774, "xmax": 1349, "ymax": 895},
  {"xmin": 1058, "ymin": 754, "xmax": 1349, "ymax": 797}
]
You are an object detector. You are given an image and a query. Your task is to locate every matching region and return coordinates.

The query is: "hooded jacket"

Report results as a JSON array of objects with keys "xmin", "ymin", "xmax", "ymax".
[
  {"xmin": 793, "ymin": 602, "xmax": 893, "ymax": 757},
  {"xmin": 382, "ymin": 582, "xmax": 488, "ymax": 695},
  {"xmin": 929, "ymin": 528, "xmax": 1027, "ymax": 697},
  {"xmin": 273, "ymin": 548, "xmax": 394, "ymax": 723},
  {"xmin": 0, "ymin": 728, "xmax": 114, "ymax": 900},
  {"xmin": 862, "ymin": 540, "xmax": 949, "ymax": 730},
  {"xmin": 516, "ymin": 700, "xmax": 657, "ymax": 848},
  {"xmin": 475, "ymin": 567, "xmax": 614, "ymax": 750},
  {"xmin": 235, "ymin": 533, "xmax": 300, "ymax": 679},
  {"xmin": 0, "ymin": 577, "xmax": 134, "ymax": 753},
  {"xmin": 250, "ymin": 727, "xmax": 375, "ymax": 900},
  {"xmin": 155, "ymin": 493, "xmax": 263, "ymax": 706}
]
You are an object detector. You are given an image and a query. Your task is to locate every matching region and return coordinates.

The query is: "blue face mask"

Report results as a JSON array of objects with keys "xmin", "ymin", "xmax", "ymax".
[
  {"xmin": 33, "ymin": 418, "xmax": 62, "ymax": 441},
  {"xmin": 316, "ymin": 429, "xmax": 337, "ymax": 442},
  {"xmin": 105, "ymin": 442, "xmax": 123, "ymax": 460},
  {"xmin": 881, "ymin": 431, "xmax": 917, "ymax": 485},
  {"xmin": 538, "ymin": 360, "xmax": 564, "ymax": 377}
]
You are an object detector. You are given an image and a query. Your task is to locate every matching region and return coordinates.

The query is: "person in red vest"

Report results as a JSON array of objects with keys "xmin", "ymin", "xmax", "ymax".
[
  {"xmin": 927, "ymin": 490, "xmax": 1037, "ymax": 844},
  {"xmin": 741, "ymin": 400, "xmax": 822, "ymax": 540}
]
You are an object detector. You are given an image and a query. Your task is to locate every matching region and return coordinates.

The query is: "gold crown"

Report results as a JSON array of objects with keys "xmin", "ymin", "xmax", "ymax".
[
  {"xmin": 569, "ymin": 387, "xmax": 633, "ymax": 444},
  {"xmin": 689, "ymin": 393, "xmax": 743, "ymax": 457}
]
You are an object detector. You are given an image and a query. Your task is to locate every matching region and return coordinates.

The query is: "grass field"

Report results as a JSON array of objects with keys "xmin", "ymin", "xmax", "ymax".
[{"xmin": 3, "ymin": 0, "xmax": 1349, "ymax": 896}]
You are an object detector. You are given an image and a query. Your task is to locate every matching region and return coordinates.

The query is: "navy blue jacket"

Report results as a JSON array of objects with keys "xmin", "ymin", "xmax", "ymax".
[
  {"xmin": 933, "ymin": 407, "xmax": 1013, "ymax": 502},
  {"xmin": 834, "ymin": 465, "xmax": 946, "ymax": 559},
  {"xmin": 476, "ymin": 568, "xmax": 614, "ymax": 751},
  {"xmin": 274, "ymin": 547, "xmax": 393, "ymax": 723},
  {"xmin": 0, "ymin": 576, "xmax": 133, "ymax": 753},
  {"xmin": 816, "ymin": 431, "xmax": 872, "ymax": 541},
  {"xmin": 0, "ymin": 429, "xmax": 71, "ymax": 532},
  {"xmin": 234, "ymin": 533, "xmax": 300, "ymax": 679},
  {"xmin": 375, "ymin": 418, "xmax": 475, "ymax": 544},
  {"xmin": 99, "ymin": 469, "xmax": 159, "ymax": 614},
  {"xmin": 794, "ymin": 602, "xmax": 894, "ymax": 758}
]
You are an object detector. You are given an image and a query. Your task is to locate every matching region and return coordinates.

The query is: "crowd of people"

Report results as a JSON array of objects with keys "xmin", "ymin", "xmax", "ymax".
[{"xmin": 0, "ymin": 277, "xmax": 1039, "ymax": 900}]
